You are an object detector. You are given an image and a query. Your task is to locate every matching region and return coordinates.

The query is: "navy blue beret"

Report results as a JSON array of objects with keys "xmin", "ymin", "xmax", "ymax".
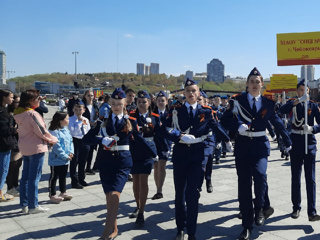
[
  {"xmin": 137, "ymin": 90, "xmax": 150, "ymax": 99},
  {"xmin": 111, "ymin": 88, "xmax": 126, "ymax": 99}
]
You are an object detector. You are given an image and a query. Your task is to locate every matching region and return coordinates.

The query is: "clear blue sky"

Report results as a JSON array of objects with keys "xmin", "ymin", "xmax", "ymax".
[{"xmin": 1, "ymin": 0, "xmax": 320, "ymax": 79}]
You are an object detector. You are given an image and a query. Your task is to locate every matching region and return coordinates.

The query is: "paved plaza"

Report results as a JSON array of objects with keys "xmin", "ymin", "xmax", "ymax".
[{"xmin": 1, "ymin": 105, "xmax": 320, "ymax": 240}]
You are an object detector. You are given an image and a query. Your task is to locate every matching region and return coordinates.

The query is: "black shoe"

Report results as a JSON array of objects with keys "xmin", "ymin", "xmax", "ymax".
[
  {"xmin": 238, "ymin": 212, "xmax": 243, "ymax": 219},
  {"xmin": 135, "ymin": 213, "xmax": 144, "ymax": 225},
  {"xmin": 221, "ymin": 153, "xmax": 226, "ymax": 158},
  {"xmin": 281, "ymin": 151, "xmax": 284, "ymax": 158},
  {"xmin": 263, "ymin": 206, "xmax": 274, "ymax": 219},
  {"xmin": 309, "ymin": 214, "xmax": 320, "ymax": 221},
  {"xmin": 291, "ymin": 209, "xmax": 300, "ymax": 219},
  {"xmin": 215, "ymin": 159, "xmax": 220, "ymax": 164},
  {"xmin": 255, "ymin": 209, "xmax": 265, "ymax": 226},
  {"xmin": 71, "ymin": 183, "xmax": 83, "ymax": 189},
  {"xmin": 188, "ymin": 235, "xmax": 196, "ymax": 240},
  {"xmin": 238, "ymin": 228, "xmax": 251, "ymax": 240},
  {"xmin": 127, "ymin": 174, "xmax": 133, "ymax": 182},
  {"xmin": 206, "ymin": 181, "xmax": 213, "ymax": 193},
  {"xmin": 107, "ymin": 236, "xmax": 117, "ymax": 240},
  {"xmin": 79, "ymin": 181, "xmax": 89, "ymax": 187},
  {"xmin": 129, "ymin": 208, "xmax": 139, "ymax": 218},
  {"xmin": 85, "ymin": 169, "xmax": 96, "ymax": 175},
  {"xmin": 151, "ymin": 192, "xmax": 163, "ymax": 200},
  {"xmin": 175, "ymin": 231, "xmax": 184, "ymax": 240}
]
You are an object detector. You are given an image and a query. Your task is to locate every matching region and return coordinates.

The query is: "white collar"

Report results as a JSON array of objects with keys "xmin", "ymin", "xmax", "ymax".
[
  {"xmin": 112, "ymin": 112, "xmax": 123, "ymax": 120},
  {"xmin": 247, "ymin": 92, "xmax": 261, "ymax": 102},
  {"xmin": 185, "ymin": 102, "xmax": 198, "ymax": 110},
  {"xmin": 158, "ymin": 108, "xmax": 165, "ymax": 114},
  {"xmin": 139, "ymin": 111, "xmax": 148, "ymax": 118}
]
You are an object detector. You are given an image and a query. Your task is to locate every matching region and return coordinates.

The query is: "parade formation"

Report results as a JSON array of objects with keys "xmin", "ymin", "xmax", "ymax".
[{"xmin": 1, "ymin": 67, "xmax": 320, "ymax": 240}]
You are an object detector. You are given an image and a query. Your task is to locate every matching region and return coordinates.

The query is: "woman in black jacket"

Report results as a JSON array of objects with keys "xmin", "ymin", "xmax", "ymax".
[
  {"xmin": 82, "ymin": 90, "xmax": 100, "ymax": 176},
  {"xmin": 0, "ymin": 89, "xmax": 15, "ymax": 202}
]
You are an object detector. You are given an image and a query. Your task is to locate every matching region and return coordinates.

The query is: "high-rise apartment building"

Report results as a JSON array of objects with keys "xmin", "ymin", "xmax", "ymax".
[
  {"xmin": 145, "ymin": 66, "xmax": 150, "ymax": 75},
  {"xmin": 0, "ymin": 50, "xmax": 6, "ymax": 85},
  {"xmin": 137, "ymin": 63, "xmax": 146, "ymax": 76},
  {"xmin": 185, "ymin": 70, "xmax": 193, "ymax": 80},
  {"xmin": 150, "ymin": 63, "xmax": 159, "ymax": 74},
  {"xmin": 301, "ymin": 65, "xmax": 315, "ymax": 81},
  {"xmin": 207, "ymin": 58, "xmax": 224, "ymax": 83}
]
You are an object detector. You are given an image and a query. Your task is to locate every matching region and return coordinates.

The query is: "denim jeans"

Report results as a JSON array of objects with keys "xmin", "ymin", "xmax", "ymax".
[
  {"xmin": 20, "ymin": 153, "xmax": 45, "ymax": 209},
  {"xmin": 0, "ymin": 151, "xmax": 11, "ymax": 190}
]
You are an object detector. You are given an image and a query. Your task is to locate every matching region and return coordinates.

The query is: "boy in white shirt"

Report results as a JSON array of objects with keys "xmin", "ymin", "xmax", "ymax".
[{"xmin": 68, "ymin": 104, "xmax": 91, "ymax": 189}]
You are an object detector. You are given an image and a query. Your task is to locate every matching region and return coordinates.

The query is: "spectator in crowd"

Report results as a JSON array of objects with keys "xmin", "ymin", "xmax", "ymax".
[
  {"xmin": 82, "ymin": 90, "xmax": 99, "ymax": 175},
  {"xmin": 125, "ymin": 89, "xmax": 137, "ymax": 113},
  {"xmin": 99, "ymin": 94, "xmax": 111, "ymax": 117},
  {"xmin": 35, "ymin": 95, "xmax": 49, "ymax": 117},
  {"xmin": 6, "ymin": 94, "xmax": 23, "ymax": 197},
  {"xmin": 0, "ymin": 89, "xmax": 15, "ymax": 202},
  {"xmin": 59, "ymin": 95, "xmax": 66, "ymax": 111},
  {"xmin": 67, "ymin": 92, "xmax": 81, "ymax": 117},
  {"xmin": 14, "ymin": 89, "xmax": 58, "ymax": 214},
  {"xmin": 48, "ymin": 111, "xmax": 74, "ymax": 204}
]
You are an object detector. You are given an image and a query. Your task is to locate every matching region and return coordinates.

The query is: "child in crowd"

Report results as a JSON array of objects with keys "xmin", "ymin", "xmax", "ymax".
[
  {"xmin": 68, "ymin": 103, "xmax": 91, "ymax": 189},
  {"xmin": 48, "ymin": 111, "xmax": 74, "ymax": 203}
]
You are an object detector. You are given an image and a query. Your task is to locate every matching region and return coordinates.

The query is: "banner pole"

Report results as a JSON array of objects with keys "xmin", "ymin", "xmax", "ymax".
[{"xmin": 304, "ymin": 65, "xmax": 308, "ymax": 154}]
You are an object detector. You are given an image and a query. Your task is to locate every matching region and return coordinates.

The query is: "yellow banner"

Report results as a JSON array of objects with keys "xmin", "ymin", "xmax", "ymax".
[
  {"xmin": 270, "ymin": 74, "xmax": 297, "ymax": 93},
  {"xmin": 277, "ymin": 31, "xmax": 320, "ymax": 66}
]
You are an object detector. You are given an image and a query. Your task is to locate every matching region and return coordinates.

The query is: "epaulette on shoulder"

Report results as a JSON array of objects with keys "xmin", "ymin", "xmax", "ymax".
[
  {"xmin": 129, "ymin": 110, "xmax": 136, "ymax": 114},
  {"xmin": 202, "ymin": 105, "xmax": 211, "ymax": 109},
  {"xmin": 129, "ymin": 116, "xmax": 136, "ymax": 121},
  {"xmin": 212, "ymin": 110, "xmax": 217, "ymax": 114},
  {"xmin": 151, "ymin": 112, "xmax": 159, "ymax": 117},
  {"xmin": 171, "ymin": 104, "xmax": 182, "ymax": 108},
  {"xmin": 289, "ymin": 98, "xmax": 295, "ymax": 101},
  {"xmin": 231, "ymin": 93, "xmax": 241, "ymax": 98},
  {"xmin": 310, "ymin": 100, "xmax": 316, "ymax": 103}
]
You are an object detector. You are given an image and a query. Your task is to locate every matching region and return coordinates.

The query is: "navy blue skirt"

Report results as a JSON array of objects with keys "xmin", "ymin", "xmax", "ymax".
[
  {"xmin": 99, "ymin": 150, "xmax": 132, "ymax": 193},
  {"xmin": 130, "ymin": 158, "xmax": 154, "ymax": 175}
]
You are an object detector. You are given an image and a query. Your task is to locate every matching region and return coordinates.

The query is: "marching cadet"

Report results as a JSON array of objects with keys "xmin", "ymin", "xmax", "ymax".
[
  {"xmin": 152, "ymin": 91, "xmax": 171, "ymax": 200},
  {"xmin": 162, "ymin": 79, "xmax": 225, "ymax": 240},
  {"xmin": 128, "ymin": 90, "xmax": 159, "ymax": 225},
  {"xmin": 83, "ymin": 88, "xmax": 156, "ymax": 240},
  {"xmin": 221, "ymin": 67, "xmax": 292, "ymax": 240},
  {"xmin": 197, "ymin": 90, "xmax": 232, "ymax": 193},
  {"xmin": 278, "ymin": 79, "xmax": 320, "ymax": 221}
]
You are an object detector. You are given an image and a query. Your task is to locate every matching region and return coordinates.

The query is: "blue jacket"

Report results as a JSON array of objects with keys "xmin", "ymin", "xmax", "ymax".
[
  {"xmin": 221, "ymin": 92, "xmax": 291, "ymax": 158},
  {"xmin": 48, "ymin": 127, "xmax": 74, "ymax": 166},
  {"xmin": 99, "ymin": 102, "xmax": 111, "ymax": 117}
]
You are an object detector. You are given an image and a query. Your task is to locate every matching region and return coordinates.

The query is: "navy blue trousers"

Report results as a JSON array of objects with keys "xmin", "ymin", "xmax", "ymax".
[
  {"xmin": 236, "ymin": 156, "xmax": 268, "ymax": 229},
  {"xmin": 173, "ymin": 160, "xmax": 203, "ymax": 236},
  {"xmin": 290, "ymin": 148, "xmax": 316, "ymax": 216}
]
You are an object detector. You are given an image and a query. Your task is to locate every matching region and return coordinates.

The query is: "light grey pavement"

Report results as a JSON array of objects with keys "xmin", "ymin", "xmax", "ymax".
[{"xmin": 1, "ymin": 105, "xmax": 320, "ymax": 240}]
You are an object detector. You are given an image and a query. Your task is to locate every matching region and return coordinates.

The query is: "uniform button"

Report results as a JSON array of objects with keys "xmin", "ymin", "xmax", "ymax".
[
  {"xmin": 253, "ymin": 118, "xmax": 255, "ymax": 120},
  {"xmin": 252, "ymin": 128, "xmax": 255, "ymax": 130},
  {"xmin": 112, "ymin": 153, "xmax": 115, "ymax": 156},
  {"xmin": 190, "ymin": 126, "xmax": 193, "ymax": 129}
]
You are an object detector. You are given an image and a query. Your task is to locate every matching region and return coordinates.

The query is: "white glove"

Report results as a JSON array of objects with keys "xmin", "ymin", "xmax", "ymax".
[
  {"xmin": 286, "ymin": 146, "xmax": 292, "ymax": 153},
  {"xmin": 102, "ymin": 137, "xmax": 115, "ymax": 147},
  {"xmin": 181, "ymin": 134, "xmax": 196, "ymax": 144},
  {"xmin": 111, "ymin": 135, "xmax": 120, "ymax": 142},
  {"xmin": 226, "ymin": 141, "xmax": 233, "ymax": 152},
  {"xmin": 302, "ymin": 124, "xmax": 313, "ymax": 134},
  {"xmin": 238, "ymin": 124, "xmax": 249, "ymax": 134},
  {"xmin": 216, "ymin": 142, "xmax": 222, "ymax": 149},
  {"xmin": 298, "ymin": 94, "xmax": 309, "ymax": 103}
]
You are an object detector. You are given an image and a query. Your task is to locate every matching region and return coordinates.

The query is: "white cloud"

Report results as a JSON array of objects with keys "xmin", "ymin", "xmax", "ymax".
[
  {"xmin": 124, "ymin": 34, "xmax": 134, "ymax": 38},
  {"xmin": 183, "ymin": 65, "xmax": 191, "ymax": 69}
]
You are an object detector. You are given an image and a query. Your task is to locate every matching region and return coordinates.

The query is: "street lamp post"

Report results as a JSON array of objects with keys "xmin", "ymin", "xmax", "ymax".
[{"xmin": 72, "ymin": 51, "xmax": 79, "ymax": 83}]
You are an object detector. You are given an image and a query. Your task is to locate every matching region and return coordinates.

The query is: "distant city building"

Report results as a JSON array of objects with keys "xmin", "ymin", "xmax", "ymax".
[
  {"xmin": 150, "ymin": 63, "xmax": 160, "ymax": 74},
  {"xmin": 7, "ymin": 81, "xmax": 16, "ymax": 92},
  {"xmin": 207, "ymin": 58, "xmax": 225, "ymax": 83},
  {"xmin": 301, "ymin": 65, "xmax": 315, "ymax": 81},
  {"xmin": 145, "ymin": 65, "xmax": 150, "ymax": 75},
  {"xmin": 185, "ymin": 70, "xmax": 193, "ymax": 80},
  {"xmin": 137, "ymin": 63, "xmax": 146, "ymax": 76},
  {"xmin": 0, "ymin": 50, "xmax": 6, "ymax": 85}
]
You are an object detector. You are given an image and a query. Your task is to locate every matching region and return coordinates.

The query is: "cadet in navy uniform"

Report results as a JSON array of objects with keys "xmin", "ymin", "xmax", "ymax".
[
  {"xmin": 162, "ymin": 79, "xmax": 220, "ymax": 240},
  {"xmin": 83, "ymin": 88, "xmax": 156, "ymax": 240},
  {"xmin": 278, "ymin": 79, "xmax": 320, "ymax": 221},
  {"xmin": 221, "ymin": 68, "xmax": 292, "ymax": 240},
  {"xmin": 151, "ymin": 91, "xmax": 172, "ymax": 200},
  {"xmin": 128, "ymin": 90, "xmax": 159, "ymax": 225},
  {"xmin": 197, "ymin": 90, "xmax": 232, "ymax": 193}
]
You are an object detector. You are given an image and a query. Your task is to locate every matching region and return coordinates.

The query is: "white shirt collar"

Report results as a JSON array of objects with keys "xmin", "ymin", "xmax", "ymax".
[
  {"xmin": 139, "ymin": 111, "xmax": 148, "ymax": 118},
  {"xmin": 158, "ymin": 109, "xmax": 165, "ymax": 115},
  {"xmin": 112, "ymin": 112, "xmax": 123, "ymax": 120},
  {"xmin": 247, "ymin": 92, "xmax": 261, "ymax": 102},
  {"xmin": 185, "ymin": 102, "xmax": 198, "ymax": 110}
]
